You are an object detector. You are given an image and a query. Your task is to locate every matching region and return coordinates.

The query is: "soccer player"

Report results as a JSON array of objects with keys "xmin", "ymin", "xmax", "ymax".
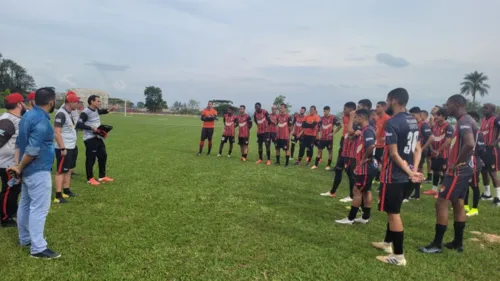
[
  {"xmin": 269, "ymin": 105, "xmax": 279, "ymax": 146},
  {"xmin": 320, "ymin": 102, "xmax": 356, "ymax": 198},
  {"xmin": 76, "ymin": 95, "xmax": 114, "ymax": 185},
  {"xmin": 53, "ymin": 92, "xmax": 80, "ymax": 203},
  {"xmin": 421, "ymin": 110, "xmax": 433, "ymax": 182},
  {"xmin": 313, "ymin": 106, "xmax": 342, "ymax": 170},
  {"xmin": 275, "ymin": 104, "xmax": 293, "ymax": 167},
  {"xmin": 479, "ymin": 103, "xmax": 500, "ymax": 205},
  {"xmin": 374, "ymin": 101, "xmax": 390, "ymax": 182},
  {"xmin": 419, "ymin": 95, "xmax": 477, "ymax": 254},
  {"xmin": 407, "ymin": 107, "xmax": 433, "ymax": 200},
  {"xmin": 464, "ymin": 111, "xmax": 484, "ymax": 216},
  {"xmin": 424, "ymin": 107, "xmax": 454, "ymax": 197},
  {"xmin": 0, "ymin": 93, "xmax": 26, "ymax": 227},
  {"xmin": 335, "ymin": 109, "xmax": 376, "ymax": 224},
  {"xmin": 218, "ymin": 107, "xmax": 238, "ymax": 157},
  {"xmin": 254, "ymin": 103, "xmax": 272, "ymax": 165},
  {"xmin": 198, "ymin": 101, "xmax": 218, "ymax": 156},
  {"xmin": 237, "ymin": 105, "xmax": 252, "ymax": 161},
  {"xmin": 295, "ymin": 106, "xmax": 320, "ymax": 166},
  {"xmin": 372, "ymin": 88, "xmax": 423, "ymax": 266},
  {"xmin": 25, "ymin": 91, "xmax": 35, "ymax": 111},
  {"xmin": 290, "ymin": 107, "xmax": 306, "ymax": 159}
]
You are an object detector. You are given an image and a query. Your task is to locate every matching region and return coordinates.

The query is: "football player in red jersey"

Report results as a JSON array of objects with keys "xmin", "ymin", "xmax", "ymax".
[
  {"xmin": 269, "ymin": 105, "xmax": 279, "ymax": 146},
  {"xmin": 275, "ymin": 104, "xmax": 293, "ymax": 167},
  {"xmin": 237, "ymin": 105, "xmax": 252, "ymax": 161},
  {"xmin": 312, "ymin": 106, "xmax": 342, "ymax": 170},
  {"xmin": 218, "ymin": 107, "xmax": 238, "ymax": 157},
  {"xmin": 253, "ymin": 103, "xmax": 272, "ymax": 165},
  {"xmin": 290, "ymin": 107, "xmax": 306, "ymax": 159}
]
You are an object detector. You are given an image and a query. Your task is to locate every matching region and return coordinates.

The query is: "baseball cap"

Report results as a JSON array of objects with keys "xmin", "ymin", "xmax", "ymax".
[
  {"xmin": 66, "ymin": 93, "xmax": 80, "ymax": 103},
  {"xmin": 27, "ymin": 91, "xmax": 35, "ymax": 101},
  {"xmin": 66, "ymin": 90, "xmax": 77, "ymax": 97},
  {"xmin": 5, "ymin": 93, "xmax": 25, "ymax": 104}
]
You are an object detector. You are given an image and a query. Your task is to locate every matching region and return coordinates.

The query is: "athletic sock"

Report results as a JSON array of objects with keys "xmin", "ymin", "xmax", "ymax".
[
  {"xmin": 63, "ymin": 188, "xmax": 71, "ymax": 194},
  {"xmin": 258, "ymin": 151, "xmax": 263, "ymax": 160},
  {"xmin": 427, "ymin": 173, "xmax": 433, "ymax": 181},
  {"xmin": 473, "ymin": 187, "xmax": 480, "ymax": 208},
  {"xmin": 199, "ymin": 141, "xmax": 204, "ymax": 153},
  {"xmin": 484, "ymin": 185, "xmax": 491, "ymax": 196},
  {"xmin": 384, "ymin": 223, "xmax": 393, "ymax": 243},
  {"xmin": 266, "ymin": 148, "xmax": 271, "ymax": 160},
  {"xmin": 285, "ymin": 155, "xmax": 290, "ymax": 165},
  {"xmin": 347, "ymin": 206, "xmax": 359, "ymax": 221},
  {"xmin": 276, "ymin": 155, "xmax": 280, "ymax": 163},
  {"xmin": 207, "ymin": 140, "xmax": 212, "ymax": 154},
  {"xmin": 327, "ymin": 159, "xmax": 332, "ymax": 167},
  {"xmin": 453, "ymin": 221, "xmax": 466, "ymax": 247},
  {"xmin": 362, "ymin": 207, "xmax": 371, "ymax": 220},
  {"xmin": 315, "ymin": 157, "xmax": 320, "ymax": 166},
  {"xmin": 495, "ymin": 187, "xmax": 500, "ymax": 198},
  {"xmin": 392, "ymin": 231, "xmax": 404, "ymax": 255},
  {"xmin": 228, "ymin": 144, "xmax": 233, "ymax": 155},
  {"xmin": 330, "ymin": 169, "xmax": 342, "ymax": 193},
  {"xmin": 56, "ymin": 192, "xmax": 63, "ymax": 198},
  {"xmin": 432, "ymin": 173, "xmax": 440, "ymax": 188},
  {"xmin": 433, "ymin": 224, "xmax": 447, "ymax": 246},
  {"xmin": 291, "ymin": 143, "xmax": 296, "ymax": 158}
]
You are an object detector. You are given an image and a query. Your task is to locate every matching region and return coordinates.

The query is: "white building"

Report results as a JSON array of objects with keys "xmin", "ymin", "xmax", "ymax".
[{"xmin": 67, "ymin": 88, "xmax": 109, "ymax": 108}]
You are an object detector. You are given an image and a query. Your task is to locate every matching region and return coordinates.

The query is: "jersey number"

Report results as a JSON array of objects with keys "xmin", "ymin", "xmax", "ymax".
[{"xmin": 404, "ymin": 131, "xmax": 419, "ymax": 154}]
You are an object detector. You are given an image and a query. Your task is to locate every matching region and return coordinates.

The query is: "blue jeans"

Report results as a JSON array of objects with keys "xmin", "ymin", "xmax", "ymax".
[{"xmin": 17, "ymin": 171, "xmax": 52, "ymax": 254}]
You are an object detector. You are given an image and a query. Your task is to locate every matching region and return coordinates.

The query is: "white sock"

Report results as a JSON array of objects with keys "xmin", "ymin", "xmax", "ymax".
[
  {"xmin": 495, "ymin": 187, "xmax": 500, "ymax": 198},
  {"xmin": 432, "ymin": 186, "xmax": 438, "ymax": 191},
  {"xmin": 484, "ymin": 185, "xmax": 491, "ymax": 196}
]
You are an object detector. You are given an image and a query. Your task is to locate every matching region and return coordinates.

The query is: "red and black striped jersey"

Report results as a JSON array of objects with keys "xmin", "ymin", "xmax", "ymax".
[
  {"xmin": 269, "ymin": 113, "xmax": 278, "ymax": 133},
  {"xmin": 341, "ymin": 116, "xmax": 352, "ymax": 157},
  {"xmin": 432, "ymin": 122, "xmax": 454, "ymax": 159},
  {"xmin": 480, "ymin": 115, "xmax": 500, "ymax": 146},
  {"xmin": 448, "ymin": 114, "xmax": 478, "ymax": 168},
  {"xmin": 277, "ymin": 114, "xmax": 293, "ymax": 140},
  {"xmin": 319, "ymin": 115, "xmax": 341, "ymax": 141},
  {"xmin": 237, "ymin": 114, "xmax": 252, "ymax": 138},
  {"xmin": 354, "ymin": 125, "xmax": 376, "ymax": 175},
  {"xmin": 292, "ymin": 113, "xmax": 305, "ymax": 136},
  {"xmin": 253, "ymin": 110, "xmax": 270, "ymax": 135},
  {"xmin": 222, "ymin": 114, "xmax": 238, "ymax": 137}
]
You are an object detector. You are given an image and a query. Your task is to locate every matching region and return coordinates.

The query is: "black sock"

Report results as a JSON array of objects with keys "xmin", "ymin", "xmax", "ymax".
[
  {"xmin": 472, "ymin": 187, "xmax": 480, "ymax": 208},
  {"xmin": 291, "ymin": 143, "xmax": 296, "ymax": 158},
  {"xmin": 392, "ymin": 231, "xmax": 404, "ymax": 255},
  {"xmin": 433, "ymin": 172, "xmax": 440, "ymax": 186},
  {"xmin": 56, "ymin": 192, "xmax": 63, "ymax": 198},
  {"xmin": 243, "ymin": 153, "xmax": 247, "ymax": 158},
  {"xmin": 362, "ymin": 207, "xmax": 371, "ymax": 220},
  {"xmin": 315, "ymin": 157, "xmax": 320, "ymax": 166},
  {"xmin": 285, "ymin": 155, "xmax": 290, "ymax": 165},
  {"xmin": 258, "ymin": 150, "xmax": 263, "ymax": 160},
  {"xmin": 413, "ymin": 184, "xmax": 421, "ymax": 198},
  {"xmin": 330, "ymin": 169, "xmax": 343, "ymax": 193},
  {"xmin": 347, "ymin": 206, "xmax": 359, "ymax": 221},
  {"xmin": 266, "ymin": 147, "xmax": 271, "ymax": 160},
  {"xmin": 453, "ymin": 221, "xmax": 466, "ymax": 247},
  {"xmin": 276, "ymin": 155, "xmax": 280, "ymax": 163},
  {"xmin": 465, "ymin": 188, "xmax": 470, "ymax": 206},
  {"xmin": 219, "ymin": 143, "xmax": 223, "ymax": 154},
  {"xmin": 228, "ymin": 144, "xmax": 233, "ymax": 155},
  {"xmin": 63, "ymin": 188, "xmax": 70, "ymax": 194},
  {"xmin": 427, "ymin": 173, "xmax": 433, "ymax": 181},
  {"xmin": 327, "ymin": 159, "xmax": 332, "ymax": 167},
  {"xmin": 384, "ymin": 223, "xmax": 393, "ymax": 243},
  {"xmin": 433, "ymin": 224, "xmax": 447, "ymax": 246}
]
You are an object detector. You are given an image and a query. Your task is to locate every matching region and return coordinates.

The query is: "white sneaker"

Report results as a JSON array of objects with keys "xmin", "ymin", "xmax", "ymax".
[
  {"xmin": 227, "ymin": 155, "xmax": 231, "ymax": 158},
  {"xmin": 335, "ymin": 218, "xmax": 354, "ymax": 225},
  {"xmin": 320, "ymin": 192, "xmax": 332, "ymax": 197},
  {"xmin": 376, "ymin": 254, "xmax": 407, "ymax": 266},
  {"xmin": 371, "ymin": 241, "xmax": 393, "ymax": 254},
  {"xmin": 354, "ymin": 218, "xmax": 369, "ymax": 224},
  {"xmin": 402, "ymin": 199, "xmax": 409, "ymax": 203},
  {"xmin": 340, "ymin": 197, "xmax": 353, "ymax": 203},
  {"xmin": 325, "ymin": 166, "xmax": 332, "ymax": 171},
  {"xmin": 217, "ymin": 154, "xmax": 221, "ymax": 157}
]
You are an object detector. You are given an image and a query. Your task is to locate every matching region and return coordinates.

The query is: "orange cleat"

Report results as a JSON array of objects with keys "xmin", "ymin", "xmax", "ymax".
[
  {"xmin": 88, "ymin": 178, "xmax": 100, "ymax": 185},
  {"xmin": 99, "ymin": 177, "xmax": 114, "ymax": 183},
  {"xmin": 423, "ymin": 190, "xmax": 437, "ymax": 195},
  {"xmin": 241, "ymin": 157, "xmax": 246, "ymax": 162},
  {"xmin": 256, "ymin": 159, "xmax": 263, "ymax": 164},
  {"xmin": 266, "ymin": 160, "xmax": 271, "ymax": 166}
]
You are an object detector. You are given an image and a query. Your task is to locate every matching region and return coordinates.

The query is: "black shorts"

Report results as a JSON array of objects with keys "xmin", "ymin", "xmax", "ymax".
[
  {"xmin": 257, "ymin": 133, "xmax": 270, "ymax": 144},
  {"xmin": 291, "ymin": 135, "xmax": 301, "ymax": 143},
  {"xmin": 269, "ymin": 133, "xmax": 277, "ymax": 143},
  {"xmin": 55, "ymin": 148, "xmax": 77, "ymax": 173},
  {"xmin": 431, "ymin": 158, "xmax": 448, "ymax": 172},
  {"xmin": 374, "ymin": 148, "xmax": 384, "ymax": 163},
  {"xmin": 482, "ymin": 147, "xmax": 500, "ymax": 172},
  {"xmin": 301, "ymin": 135, "xmax": 316, "ymax": 148},
  {"xmin": 221, "ymin": 135, "xmax": 235, "ymax": 144},
  {"xmin": 439, "ymin": 167, "xmax": 473, "ymax": 201},
  {"xmin": 317, "ymin": 140, "xmax": 333, "ymax": 150},
  {"xmin": 238, "ymin": 137, "xmax": 249, "ymax": 145},
  {"xmin": 275, "ymin": 139, "xmax": 290, "ymax": 150},
  {"xmin": 378, "ymin": 182, "xmax": 411, "ymax": 214},
  {"xmin": 355, "ymin": 174, "xmax": 375, "ymax": 192},
  {"xmin": 470, "ymin": 169, "xmax": 481, "ymax": 188},
  {"xmin": 201, "ymin": 128, "xmax": 214, "ymax": 141}
]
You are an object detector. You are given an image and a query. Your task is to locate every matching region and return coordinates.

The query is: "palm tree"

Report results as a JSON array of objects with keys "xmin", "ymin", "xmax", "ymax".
[{"xmin": 460, "ymin": 71, "xmax": 490, "ymax": 103}]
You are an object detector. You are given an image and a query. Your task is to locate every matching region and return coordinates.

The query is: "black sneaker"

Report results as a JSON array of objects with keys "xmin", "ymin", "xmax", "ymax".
[
  {"xmin": 63, "ymin": 189, "xmax": 77, "ymax": 197},
  {"xmin": 53, "ymin": 197, "xmax": 68, "ymax": 204},
  {"xmin": 275, "ymin": 162, "xmax": 280, "ymax": 166},
  {"xmin": 493, "ymin": 197, "xmax": 500, "ymax": 206},
  {"xmin": 31, "ymin": 249, "xmax": 61, "ymax": 259},
  {"xmin": 444, "ymin": 241, "xmax": 464, "ymax": 253},
  {"xmin": 1, "ymin": 218, "xmax": 17, "ymax": 228},
  {"xmin": 480, "ymin": 193, "xmax": 493, "ymax": 201},
  {"xmin": 418, "ymin": 243, "xmax": 443, "ymax": 254}
]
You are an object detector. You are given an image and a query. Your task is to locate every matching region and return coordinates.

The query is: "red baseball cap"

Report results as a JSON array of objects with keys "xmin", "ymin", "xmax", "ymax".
[
  {"xmin": 5, "ymin": 93, "xmax": 25, "ymax": 104},
  {"xmin": 66, "ymin": 93, "xmax": 80, "ymax": 103},
  {"xmin": 27, "ymin": 91, "xmax": 35, "ymax": 101},
  {"xmin": 66, "ymin": 90, "xmax": 77, "ymax": 97}
]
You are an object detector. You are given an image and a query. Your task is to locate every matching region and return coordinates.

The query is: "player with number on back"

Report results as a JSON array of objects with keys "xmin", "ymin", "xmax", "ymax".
[
  {"xmin": 237, "ymin": 105, "xmax": 252, "ymax": 161},
  {"xmin": 372, "ymin": 88, "xmax": 423, "ymax": 266},
  {"xmin": 312, "ymin": 106, "xmax": 342, "ymax": 170},
  {"xmin": 218, "ymin": 107, "xmax": 238, "ymax": 157},
  {"xmin": 275, "ymin": 104, "xmax": 293, "ymax": 167}
]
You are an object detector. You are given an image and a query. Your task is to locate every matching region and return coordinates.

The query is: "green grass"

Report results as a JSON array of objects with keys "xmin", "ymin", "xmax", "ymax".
[{"xmin": 1, "ymin": 114, "xmax": 500, "ymax": 281}]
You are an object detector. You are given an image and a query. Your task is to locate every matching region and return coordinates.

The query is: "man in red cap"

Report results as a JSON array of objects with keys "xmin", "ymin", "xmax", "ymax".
[
  {"xmin": 53, "ymin": 92, "xmax": 81, "ymax": 203},
  {"xmin": 26, "ymin": 91, "xmax": 35, "ymax": 111},
  {"xmin": 0, "ymin": 93, "xmax": 27, "ymax": 227}
]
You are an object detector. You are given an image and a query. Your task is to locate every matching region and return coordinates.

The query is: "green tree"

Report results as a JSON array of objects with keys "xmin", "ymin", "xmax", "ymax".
[
  {"xmin": 0, "ymin": 53, "xmax": 36, "ymax": 94},
  {"xmin": 144, "ymin": 86, "xmax": 166, "ymax": 113},
  {"xmin": 109, "ymin": 97, "xmax": 133, "ymax": 108},
  {"xmin": 137, "ymin": 102, "xmax": 145, "ymax": 108},
  {"xmin": 273, "ymin": 95, "xmax": 292, "ymax": 111},
  {"xmin": 0, "ymin": 88, "xmax": 11, "ymax": 108},
  {"xmin": 460, "ymin": 71, "xmax": 490, "ymax": 103},
  {"xmin": 211, "ymin": 99, "xmax": 234, "ymax": 115}
]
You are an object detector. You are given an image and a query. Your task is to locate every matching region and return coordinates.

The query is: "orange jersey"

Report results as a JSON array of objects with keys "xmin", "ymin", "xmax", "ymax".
[
  {"xmin": 201, "ymin": 108, "xmax": 218, "ymax": 128},
  {"xmin": 375, "ymin": 113, "xmax": 390, "ymax": 147},
  {"xmin": 302, "ymin": 114, "xmax": 321, "ymax": 136}
]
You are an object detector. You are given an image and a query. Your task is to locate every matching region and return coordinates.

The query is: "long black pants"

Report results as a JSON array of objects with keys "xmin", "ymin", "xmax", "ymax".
[
  {"xmin": 0, "ymin": 168, "xmax": 21, "ymax": 223},
  {"xmin": 84, "ymin": 138, "xmax": 107, "ymax": 180}
]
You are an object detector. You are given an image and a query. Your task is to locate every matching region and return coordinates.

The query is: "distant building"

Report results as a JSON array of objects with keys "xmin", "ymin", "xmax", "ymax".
[{"xmin": 66, "ymin": 88, "xmax": 110, "ymax": 108}]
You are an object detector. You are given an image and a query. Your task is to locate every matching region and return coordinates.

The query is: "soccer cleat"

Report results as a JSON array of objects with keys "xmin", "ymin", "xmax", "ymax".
[
  {"xmin": 335, "ymin": 218, "xmax": 354, "ymax": 225},
  {"xmin": 493, "ymin": 197, "xmax": 500, "ymax": 206},
  {"xmin": 464, "ymin": 205, "xmax": 470, "ymax": 212},
  {"xmin": 31, "ymin": 249, "xmax": 61, "ymax": 260},
  {"xmin": 354, "ymin": 218, "xmax": 369, "ymax": 224},
  {"xmin": 339, "ymin": 196, "xmax": 353, "ymax": 203},
  {"xmin": 241, "ymin": 157, "xmax": 246, "ymax": 162},
  {"xmin": 325, "ymin": 166, "xmax": 331, "ymax": 171},
  {"xmin": 402, "ymin": 199, "xmax": 409, "ymax": 203},
  {"xmin": 99, "ymin": 177, "xmax": 114, "ymax": 183},
  {"xmin": 320, "ymin": 192, "xmax": 336, "ymax": 198},
  {"xmin": 1, "ymin": 218, "xmax": 17, "ymax": 228},
  {"xmin": 466, "ymin": 208, "xmax": 478, "ymax": 217},
  {"xmin": 434, "ymin": 194, "xmax": 438, "ymax": 199},
  {"xmin": 197, "ymin": 153, "xmax": 201, "ymax": 156},
  {"xmin": 88, "ymin": 178, "xmax": 100, "ymax": 185},
  {"xmin": 217, "ymin": 154, "xmax": 221, "ymax": 157},
  {"xmin": 444, "ymin": 241, "xmax": 464, "ymax": 253},
  {"xmin": 423, "ymin": 190, "xmax": 437, "ymax": 195},
  {"xmin": 275, "ymin": 162, "xmax": 280, "ymax": 166},
  {"xmin": 266, "ymin": 160, "xmax": 271, "ymax": 166},
  {"xmin": 62, "ymin": 193, "xmax": 70, "ymax": 199},
  {"xmin": 228, "ymin": 155, "xmax": 231, "ymax": 158},
  {"xmin": 53, "ymin": 197, "xmax": 68, "ymax": 204},
  {"xmin": 311, "ymin": 165, "xmax": 318, "ymax": 170},
  {"xmin": 372, "ymin": 241, "xmax": 393, "ymax": 254},
  {"xmin": 418, "ymin": 243, "xmax": 442, "ymax": 254},
  {"xmin": 256, "ymin": 160, "xmax": 263, "ymax": 164},
  {"xmin": 480, "ymin": 193, "xmax": 493, "ymax": 200},
  {"xmin": 63, "ymin": 189, "xmax": 77, "ymax": 197},
  {"xmin": 375, "ymin": 254, "xmax": 407, "ymax": 266}
]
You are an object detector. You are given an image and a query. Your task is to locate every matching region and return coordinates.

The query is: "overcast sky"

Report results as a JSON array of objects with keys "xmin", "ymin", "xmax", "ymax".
[{"xmin": 1, "ymin": 0, "xmax": 499, "ymax": 112}]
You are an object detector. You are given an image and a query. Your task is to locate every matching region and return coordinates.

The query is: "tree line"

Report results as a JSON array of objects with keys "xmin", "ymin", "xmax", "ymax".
[{"xmin": 0, "ymin": 53, "xmax": 36, "ymax": 107}]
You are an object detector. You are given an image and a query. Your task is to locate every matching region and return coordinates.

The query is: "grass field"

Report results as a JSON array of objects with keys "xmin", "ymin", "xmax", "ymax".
[{"xmin": 1, "ymin": 113, "xmax": 499, "ymax": 281}]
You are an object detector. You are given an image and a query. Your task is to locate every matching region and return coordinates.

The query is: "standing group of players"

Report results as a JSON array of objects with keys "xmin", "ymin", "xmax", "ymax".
[{"xmin": 197, "ymin": 88, "xmax": 500, "ymax": 266}]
